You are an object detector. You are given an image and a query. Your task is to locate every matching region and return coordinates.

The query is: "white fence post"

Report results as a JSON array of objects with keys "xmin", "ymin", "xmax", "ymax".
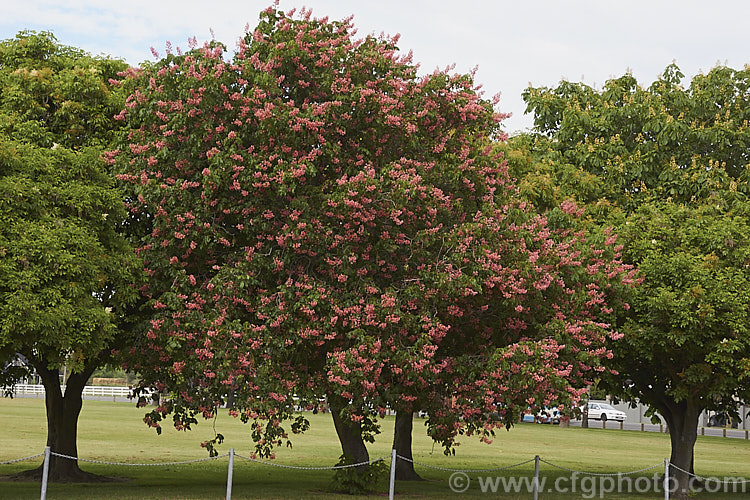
[
  {"xmin": 226, "ymin": 448, "xmax": 234, "ymax": 500},
  {"xmin": 533, "ymin": 455, "xmax": 540, "ymax": 500},
  {"xmin": 388, "ymin": 449, "xmax": 397, "ymax": 500},
  {"xmin": 664, "ymin": 458, "xmax": 669, "ymax": 500},
  {"xmin": 40, "ymin": 446, "xmax": 50, "ymax": 500}
]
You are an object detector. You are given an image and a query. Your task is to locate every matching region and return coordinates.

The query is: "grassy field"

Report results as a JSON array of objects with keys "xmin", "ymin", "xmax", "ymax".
[{"xmin": 1, "ymin": 397, "xmax": 750, "ymax": 499}]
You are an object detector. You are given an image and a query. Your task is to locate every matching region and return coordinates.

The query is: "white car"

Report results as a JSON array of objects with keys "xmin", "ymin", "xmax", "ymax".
[{"xmin": 587, "ymin": 402, "xmax": 626, "ymax": 422}]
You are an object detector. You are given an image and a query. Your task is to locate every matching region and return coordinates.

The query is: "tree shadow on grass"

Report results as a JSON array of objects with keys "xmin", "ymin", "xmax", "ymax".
[{"xmin": 1, "ymin": 466, "xmax": 132, "ymax": 483}]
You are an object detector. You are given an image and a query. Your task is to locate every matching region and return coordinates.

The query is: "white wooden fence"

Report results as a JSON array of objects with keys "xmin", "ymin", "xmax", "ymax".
[{"xmin": 10, "ymin": 384, "xmax": 135, "ymax": 401}]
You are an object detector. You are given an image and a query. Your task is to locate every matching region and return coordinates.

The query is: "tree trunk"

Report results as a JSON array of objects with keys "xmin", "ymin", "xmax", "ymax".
[
  {"xmin": 328, "ymin": 393, "xmax": 369, "ymax": 473},
  {"xmin": 662, "ymin": 402, "xmax": 700, "ymax": 500},
  {"xmin": 16, "ymin": 361, "xmax": 101, "ymax": 482},
  {"xmin": 392, "ymin": 411, "xmax": 423, "ymax": 480}
]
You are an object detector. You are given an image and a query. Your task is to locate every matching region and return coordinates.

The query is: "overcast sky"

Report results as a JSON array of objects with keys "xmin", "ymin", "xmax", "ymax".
[{"xmin": 2, "ymin": 0, "xmax": 748, "ymax": 133}]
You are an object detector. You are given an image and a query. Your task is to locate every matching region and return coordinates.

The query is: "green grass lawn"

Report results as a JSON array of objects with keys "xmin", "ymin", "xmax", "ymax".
[{"xmin": 1, "ymin": 397, "xmax": 750, "ymax": 499}]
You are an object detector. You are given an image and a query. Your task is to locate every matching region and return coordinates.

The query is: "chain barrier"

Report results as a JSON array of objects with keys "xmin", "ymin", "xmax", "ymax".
[
  {"xmin": 539, "ymin": 458, "xmax": 663, "ymax": 476},
  {"xmin": 0, "ymin": 449, "xmax": 671, "ymax": 477},
  {"xmin": 235, "ymin": 453, "xmax": 389, "ymax": 470},
  {"xmin": 10, "ymin": 448, "xmax": 750, "ymax": 494},
  {"xmin": 0, "ymin": 453, "xmax": 44, "ymax": 465},
  {"xmin": 49, "ymin": 451, "xmax": 228, "ymax": 467},
  {"xmin": 398, "ymin": 454, "xmax": 536, "ymax": 473},
  {"xmin": 668, "ymin": 462, "xmax": 750, "ymax": 484}
]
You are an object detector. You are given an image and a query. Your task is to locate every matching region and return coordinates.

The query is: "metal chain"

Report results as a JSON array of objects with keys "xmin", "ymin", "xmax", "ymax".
[
  {"xmin": 0, "ymin": 453, "xmax": 45, "ymax": 465},
  {"xmin": 235, "ymin": 453, "xmax": 389, "ymax": 470},
  {"xmin": 28, "ymin": 448, "xmax": 749, "ymax": 487},
  {"xmin": 398, "ymin": 454, "xmax": 536, "ymax": 473},
  {"xmin": 49, "ymin": 451, "xmax": 228, "ymax": 467},
  {"xmin": 539, "ymin": 459, "xmax": 663, "ymax": 476},
  {"xmin": 668, "ymin": 462, "xmax": 750, "ymax": 484}
]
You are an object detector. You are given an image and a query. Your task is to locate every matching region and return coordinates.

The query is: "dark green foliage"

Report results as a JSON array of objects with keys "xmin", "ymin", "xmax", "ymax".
[{"xmin": 329, "ymin": 454, "xmax": 388, "ymax": 495}]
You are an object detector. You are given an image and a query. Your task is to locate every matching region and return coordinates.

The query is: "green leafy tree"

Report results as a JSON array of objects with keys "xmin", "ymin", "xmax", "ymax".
[
  {"xmin": 0, "ymin": 31, "xmax": 140, "ymax": 481},
  {"xmin": 499, "ymin": 134, "xmax": 607, "ymax": 214},
  {"xmin": 523, "ymin": 64, "xmax": 750, "ymax": 498},
  {"xmin": 523, "ymin": 64, "xmax": 750, "ymax": 210},
  {"xmin": 608, "ymin": 202, "xmax": 750, "ymax": 495}
]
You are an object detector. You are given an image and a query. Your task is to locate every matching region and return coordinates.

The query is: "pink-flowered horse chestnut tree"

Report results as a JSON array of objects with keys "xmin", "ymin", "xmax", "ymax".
[{"xmin": 110, "ymin": 5, "xmax": 635, "ymax": 476}]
